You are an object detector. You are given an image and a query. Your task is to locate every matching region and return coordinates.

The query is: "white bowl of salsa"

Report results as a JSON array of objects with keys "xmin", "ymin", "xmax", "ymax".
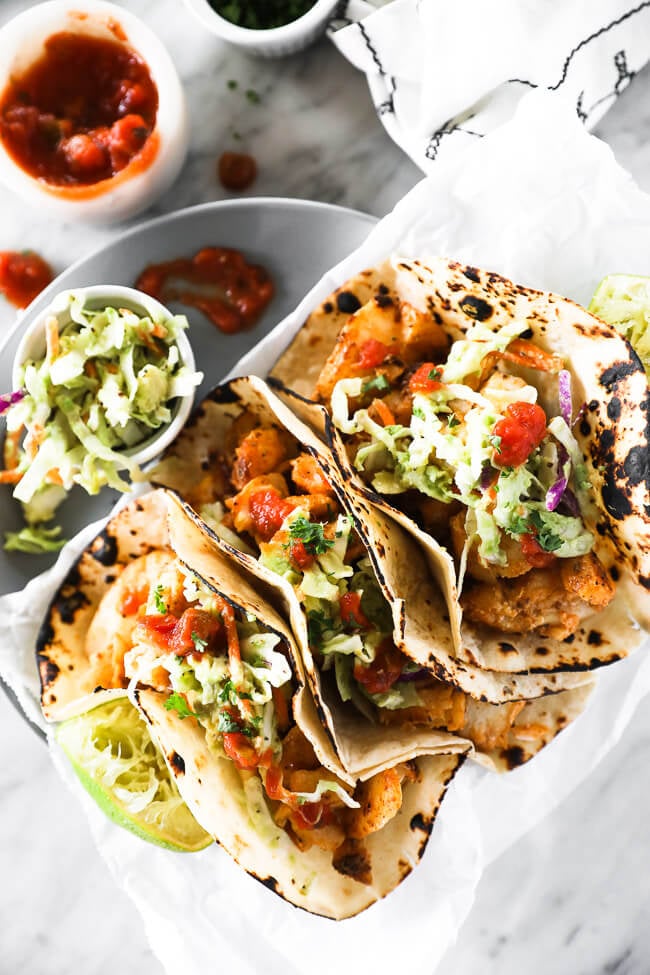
[{"xmin": 0, "ymin": 0, "xmax": 188, "ymax": 224}]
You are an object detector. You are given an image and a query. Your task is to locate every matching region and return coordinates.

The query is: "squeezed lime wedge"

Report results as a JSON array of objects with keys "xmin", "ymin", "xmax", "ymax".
[
  {"xmin": 56, "ymin": 698, "xmax": 212, "ymax": 852},
  {"xmin": 589, "ymin": 274, "xmax": 650, "ymax": 378}
]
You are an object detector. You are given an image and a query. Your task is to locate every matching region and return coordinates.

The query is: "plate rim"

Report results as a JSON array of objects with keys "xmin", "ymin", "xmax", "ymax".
[{"xmin": 0, "ymin": 196, "xmax": 376, "ymax": 359}]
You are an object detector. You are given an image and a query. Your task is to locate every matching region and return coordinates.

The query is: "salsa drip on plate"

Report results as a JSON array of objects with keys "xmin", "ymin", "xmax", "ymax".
[
  {"xmin": 136, "ymin": 246, "xmax": 274, "ymax": 334},
  {"xmin": 320, "ymin": 293, "xmax": 616, "ymax": 641},
  {"xmin": 0, "ymin": 31, "xmax": 158, "ymax": 186}
]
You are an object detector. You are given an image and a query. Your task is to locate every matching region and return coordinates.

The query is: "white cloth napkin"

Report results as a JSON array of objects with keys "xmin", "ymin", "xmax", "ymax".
[{"xmin": 329, "ymin": 0, "xmax": 650, "ymax": 171}]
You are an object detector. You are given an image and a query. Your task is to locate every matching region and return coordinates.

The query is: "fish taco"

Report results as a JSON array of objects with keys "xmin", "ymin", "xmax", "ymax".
[
  {"xmin": 37, "ymin": 488, "xmax": 466, "ymax": 917},
  {"xmin": 273, "ymin": 256, "xmax": 649, "ymax": 676}
]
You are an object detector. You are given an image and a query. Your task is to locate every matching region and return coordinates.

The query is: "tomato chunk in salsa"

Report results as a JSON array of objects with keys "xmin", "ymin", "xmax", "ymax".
[{"xmin": 0, "ymin": 32, "xmax": 158, "ymax": 186}]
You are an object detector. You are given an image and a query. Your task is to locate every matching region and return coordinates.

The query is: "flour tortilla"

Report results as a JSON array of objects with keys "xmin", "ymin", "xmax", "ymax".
[
  {"xmin": 273, "ymin": 256, "xmax": 649, "ymax": 675},
  {"xmin": 37, "ymin": 490, "xmax": 170, "ymax": 722},
  {"xmin": 135, "ymin": 685, "xmax": 465, "ymax": 920}
]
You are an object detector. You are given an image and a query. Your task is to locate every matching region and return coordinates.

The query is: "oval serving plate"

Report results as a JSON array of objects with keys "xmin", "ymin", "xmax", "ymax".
[{"xmin": 0, "ymin": 197, "xmax": 376, "ymax": 594}]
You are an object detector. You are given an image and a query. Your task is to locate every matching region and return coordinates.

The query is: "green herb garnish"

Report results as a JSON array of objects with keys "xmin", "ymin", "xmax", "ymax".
[
  {"xmin": 288, "ymin": 516, "xmax": 334, "ymax": 556},
  {"xmin": 211, "ymin": 0, "xmax": 316, "ymax": 30},
  {"xmin": 217, "ymin": 711, "xmax": 256, "ymax": 737},
  {"xmin": 153, "ymin": 584, "xmax": 167, "ymax": 614},
  {"xmin": 191, "ymin": 631, "xmax": 209, "ymax": 653},
  {"xmin": 362, "ymin": 374, "xmax": 390, "ymax": 395},
  {"xmin": 527, "ymin": 511, "xmax": 563, "ymax": 552},
  {"xmin": 164, "ymin": 693, "xmax": 200, "ymax": 720}
]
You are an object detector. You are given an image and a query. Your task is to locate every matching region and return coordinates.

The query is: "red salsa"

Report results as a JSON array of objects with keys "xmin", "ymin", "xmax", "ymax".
[
  {"xmin": 135, "ymin": 247, "xmax": 275, "ymax": 334},
  {"xmin": 492, "ymin": 402, "xmax": 547, "ymax": 469},
  {"xmin": 248, "ymin": 488, "xmax": 295, "ymax": 542},
  {"xmin": 218, "ymin": 151, "xmax": 257, "ymax": 192},
  {"xmin": 0, "ymin": 250, "xmax": 53, "ymax": 307},
  {"xmin": 0, "ymin": 31, "xmax": 158, "ymax": 187},
  {"xmin": 357, "ymin": 338, "xmax": 389, "ymax": 370}
]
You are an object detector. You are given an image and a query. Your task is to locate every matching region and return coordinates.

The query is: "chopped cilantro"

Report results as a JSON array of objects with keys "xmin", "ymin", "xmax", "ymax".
[
  {"xmin": 527, "ymin": 511, "xmax": 563, "ymax": 552},
  {"xmin": 153, "ymin": 584, "xmax": 167, "ymax": 614},
  {"xmin": 412, "ymin": 406, "xmax": 425, "ymax": 420},
  {"xmin": 362, "ymin": 374, "xmax": 390, "ymax": 395},
  {"xmin": 191, "ymin": 631, "xmax": 209, "ymax": 653},
  {"xmin": 288, "ymin": 517, "xmax": 334, "ymax": 556},
  {"xmin": 508, "ymin": 514, "xmax": 531, "ymax": 536},
  {"xmin": 218, "ymin": 679, "xmax": 236, "ymax": 705},
  {"xmin": 245, "ymin": 88, "xmax": 260, "ymax": 104},
  {"xmin": 217, "ymin": 711, "xmax": 255, "ymax": 737},
  {"xmin": 428, "ymin": 368, "xmax": 442, "ymax": 381},
  {"xmin": 227, "ymin": 79, "xmax": 238, "ymax": 90},
  {"xmin": 218, "ymin": 679, "xmax": 252, "ymax": 705},
  {"xmin": 164, "ymin": 693, "xmax": 200, "ymax": 720},
  {"xmin": 448, "ymin": 414, "xmax": 460, "ymax": 429},
  {"xmin": 211, "ymin": 0, "xmax": 315, "ymax": 29}
]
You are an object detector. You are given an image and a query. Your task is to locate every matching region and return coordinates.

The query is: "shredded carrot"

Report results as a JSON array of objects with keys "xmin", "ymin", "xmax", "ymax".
[
  {"xmin": 0, "ymin": 469, "xmax": 23, "ymax": 484},
  {"xmin": 502, "ymin": 339, "xmax": 563, "ymax": 374},
  {"xmin": 151, "ymin": 322, "xmax": 168, "ymax": 339},
  {"xmin": 272, "ymin": 685, "xmax": 290, "ymax": 734},
  {"xmin": 24, "ymin": 423, "xmax": 44, "ymax": 460},
  {"xmin": 45, "ymin": 468, "xmax": 64, "ymax": 485},
  {"xmin": 137, "ymin": 326, "xmax": 162, "ymax": 353},
  {"xmin": 373, "ymin": 398, "xmax": 396, "ymax": 427},
  {"xmin": 3, "ymin": 427, "xmax": 23, "ymax": 470},
  {"xmin": 221, "ymin": 601, "xmax": 241, "ymax": 665},
  {"xmin": 45, "ymin": 315, "xmax": 59, "ymax": 362},
  {"xmin": 84, "ymin": 360, "xmax": 97, "ymax": 379}
]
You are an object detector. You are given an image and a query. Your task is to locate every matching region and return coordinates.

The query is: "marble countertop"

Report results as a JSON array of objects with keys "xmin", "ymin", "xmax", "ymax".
[{"xmin": 1, "ymin": 2, "xmax": 649, "ymax": 972}]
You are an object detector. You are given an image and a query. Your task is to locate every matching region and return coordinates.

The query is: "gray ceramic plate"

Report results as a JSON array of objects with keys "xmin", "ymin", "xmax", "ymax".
[{"xmin": 0, "ymin": 197, "xmax": 375, "ymax": 596}]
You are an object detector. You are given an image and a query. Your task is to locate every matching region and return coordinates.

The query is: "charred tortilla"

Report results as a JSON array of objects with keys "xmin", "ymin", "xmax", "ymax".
[{"xmin": 273, "ymin": 257, "xmax": 648, "ymax": 680}]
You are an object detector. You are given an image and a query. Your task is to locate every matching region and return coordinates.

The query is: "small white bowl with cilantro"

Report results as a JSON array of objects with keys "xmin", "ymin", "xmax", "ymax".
[
  {"xmin": 183, "ymin": 0, "xmax": 339, "ymax": 57},
  {"xmin": 3, "ymin": 285, "xmax": 202, "ymax": 552}
]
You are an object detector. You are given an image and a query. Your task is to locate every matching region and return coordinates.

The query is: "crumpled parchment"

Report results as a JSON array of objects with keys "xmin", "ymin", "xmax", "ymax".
[{"xmin": 1, "ymin": 90, "xmax": 649, "ymax": 975}]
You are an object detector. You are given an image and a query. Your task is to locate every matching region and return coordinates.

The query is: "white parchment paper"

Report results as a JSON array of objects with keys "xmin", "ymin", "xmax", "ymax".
[{"xmin": 1, "ymin": 90, "xmax": 649, "ymax": 974}]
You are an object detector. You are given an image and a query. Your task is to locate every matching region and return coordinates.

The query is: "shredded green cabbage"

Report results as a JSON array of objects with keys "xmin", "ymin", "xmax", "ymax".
[{"xmin": 4, "ymin": 293, "xmax": 202, "ymax": 550}]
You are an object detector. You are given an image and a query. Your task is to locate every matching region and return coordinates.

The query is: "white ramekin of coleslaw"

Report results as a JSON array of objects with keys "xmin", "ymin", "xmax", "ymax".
[{"xmin": 4, "ymin": 284, "xmax": 202, "ymax": 552}]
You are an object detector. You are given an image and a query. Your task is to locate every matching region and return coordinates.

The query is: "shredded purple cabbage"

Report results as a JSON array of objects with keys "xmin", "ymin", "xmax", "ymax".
[
  {"xmin": 397, "ymin": 668, "xmax": 430, "ymax": 683},
  {"xmin": 545, "ymin": 475, "xmax": 567, "ymax": 512},
  {"xmin": 558, "ymin": 487, "xmax": 580, "ymax": 517},
  {"xmin": 558, "ymin": 370, "xmax": 572, "ymax": 426},
  {"xmin": 0, "ymin": 389, "xmax": 25, "ymax": 416},
  {"xmin": 480, "ymin": 463, "xmax": 495, "ymax": 490},
  {"xmin": 545, "ymin": 442, "xmax": 570, "ymax": 512}
]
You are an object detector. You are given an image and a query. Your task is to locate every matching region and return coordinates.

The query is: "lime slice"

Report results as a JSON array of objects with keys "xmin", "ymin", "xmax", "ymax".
[
  {"xmin": 589, "ymin": 274, "xmax": 650, "ymax": 378},
  {"xmin": 56, "ymin": 698, "xmax": 212, "ymax": 852}
]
